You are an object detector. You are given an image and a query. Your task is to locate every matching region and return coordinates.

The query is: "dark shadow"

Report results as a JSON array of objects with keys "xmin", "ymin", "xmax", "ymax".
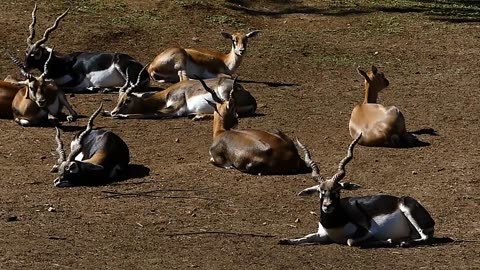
[
  {"xmin": 410, "ymin": 128, "xmax": 438, "ymax": 136},
  {"xmin": 237, "ymin": 79, "xmax": 300, "ymax": 87},
  {"xmin": 57, "ymin": 125, "xmax": 87, "ymax": 133},
  {"xmin": 358, "ymin": 237, "xmax": 455, "ymax": 249},
  {"xmin": 225, "ymin": 1, "xmax": 480, "ymax": 23},
  {"xmin": 125, "ymin": 164, "xmax": 151, "ymax": 179}
]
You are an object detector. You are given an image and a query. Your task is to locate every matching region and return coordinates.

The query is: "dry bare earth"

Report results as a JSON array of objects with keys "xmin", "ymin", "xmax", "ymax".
[{"xmin": 0, "ymin": 1, "xmax": 479, "ymax": 269}]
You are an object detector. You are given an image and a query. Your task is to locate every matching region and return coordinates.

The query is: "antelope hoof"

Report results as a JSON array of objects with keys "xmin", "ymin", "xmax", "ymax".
[
  {"xmin": 66, "ymin": 115, "xmax": 76, "ymax": 122},
  {"xmin": 51, "ymin": 165, "xmax": 59, "ymax": 173},
  {"xmin": 112, "ymin": 114, "xmax": 128, "ymax": 119},
  {"xmin": 278, "ymin": 239, "xmax": 292, "ymax": 245},
  {"xmin": 101, "ymin": 111, "xmax": 112, "ymax": 117},
  {"xmin": 54, "ymin": 178, "xmax": 72, "ymax": 188}
]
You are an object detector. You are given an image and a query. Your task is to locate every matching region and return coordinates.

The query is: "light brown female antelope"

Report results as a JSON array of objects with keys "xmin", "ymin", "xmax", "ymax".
[
  {"xmin": 279, "ymin": 134, "xmax": 435, "ymax": 248},
  {"xmin": 52, "ymin": 104, "xmax": 130, "ymax": 187},
  {"xmin": 8, "ymin": 50, "xmax": 78, "ymax": 126},
  {"xmin": 0, "ymin": 81, "xmax": 22, "ymax": 119},
  {"xmin": 106, "ymin": 70, "xmax": 256, "ymax": 120},
  {"xmin": 198, "ymin": 78, "xmax": 310, "ymax": 175},
  {"xmin": 147, "ymin": 31, "xmax": 260, "ymax": 82},
  {"xmin": 349, "ymin": 66, "xmax": 417, "ymax": 147}
]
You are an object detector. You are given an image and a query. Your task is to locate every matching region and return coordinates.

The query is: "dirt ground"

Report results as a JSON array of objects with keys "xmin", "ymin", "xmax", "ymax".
[{"xmin": 1, "ymin": 0, "xmax": 479, "ymax": 269}]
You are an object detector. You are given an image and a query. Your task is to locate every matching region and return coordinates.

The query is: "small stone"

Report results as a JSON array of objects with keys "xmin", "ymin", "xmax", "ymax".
[
  {"xmin": 294, "ymin": 218, "xmax": 300, "ymax": 223},
  {"xmin": 412, "ymin": 171, "xmax": 418, "ymax": 175},
  {"xmin": 48, "ymin": 207, "xmax": 56, "ymax": 212},
  {"xmin": 7, "ymin": 215, "xmax": 17, "ymax": 222},
  {"xmin": 175, "ymin": 138, "xmax": 180, "ymax": 143}
]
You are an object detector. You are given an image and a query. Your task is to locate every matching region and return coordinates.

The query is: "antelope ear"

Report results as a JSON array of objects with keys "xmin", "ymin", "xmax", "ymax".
[
  {"xmin": 297, "ymin": 185, "xmax": 320, "ymax": 196},
  {"xmin": 221, "ymin": 32, "xmax": 232, "ymax": 39},
  {"xmin": 340, "ymin": 182, "xmax": 361, "ymax": 190},
  {"xmin": 246, "ymin": 30, "xmax": 260, "ymax": 38},
  {"xmin": 371, "ymin": 65, "xmax": 378, "ymax": 75},
  {"xmin": 356, "ymin": 67, "xmax": 371, "ymax": 83}
]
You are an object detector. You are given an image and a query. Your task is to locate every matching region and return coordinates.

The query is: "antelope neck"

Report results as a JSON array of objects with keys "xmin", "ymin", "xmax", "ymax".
[
  {"xmin": 225, "ymin": 46, "xmax": 243, "ymax": 73},
  {"xmin": 363, "ymin": 83, "xmax": 379, "ymax": 104}
]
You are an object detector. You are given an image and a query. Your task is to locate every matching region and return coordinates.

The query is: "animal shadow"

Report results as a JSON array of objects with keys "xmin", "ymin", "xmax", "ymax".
[
  {"xmin": 359, "ymin": 237, "xmax": 455, "ymax": 249},
  {"xmin": 125, "ymin": 164, "xmax": 151, "ymax": 179},
  {"xmin": 403, "ymin": 127, "xmax": 438, "ymax": 148}
]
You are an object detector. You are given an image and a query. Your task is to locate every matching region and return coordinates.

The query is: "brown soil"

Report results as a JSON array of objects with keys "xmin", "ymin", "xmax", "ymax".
[{"xmin": 1, "ymin": 1, "xmax": 479, "ymax": 269}]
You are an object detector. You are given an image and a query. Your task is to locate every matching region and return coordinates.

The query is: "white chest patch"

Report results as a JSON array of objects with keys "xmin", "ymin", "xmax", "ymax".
[
  {"xmin": 74, "ymin": 152, "xmax": 84, "ymax": 161},
  {"xmin": 86, "ymin": 65, "xmax": 124, "ymax": 87},
  {"xmin": 321, "ymin": 222, "xmax": 357, "ymax": 243}
]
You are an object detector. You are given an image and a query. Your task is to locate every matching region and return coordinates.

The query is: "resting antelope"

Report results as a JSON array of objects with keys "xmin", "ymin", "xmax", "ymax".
[
  {"xmin": 349, "ymin": 66, "xmax": 415, "ymax": 147},
  {"xmin": 51, "ymin": 104, "xmax": 130, "ymax": 187},
  {"xmin": 8, "ymin": 50, "xmax": 78, "ymax": 126},
  {"xmin": 23, "ymin": 4, "xmax": 149, "ymax": 92},
  {"xmin": 106, "ymin": 70, "xmax": 257, "ymax": 120},
  {"xmin": 198, "ymin": 78, "xmax": 310, "ymax": 175},
  {"xmin": 0, "ymin": 81, "xmax": 22, "ymax": 119},
  {"xmin": 147, "ymin": 30, "xmax": 260, "ymax": 82},
  {"xmin": 279, "ymin": 134, "xmax": 435, "ymax": 248}
]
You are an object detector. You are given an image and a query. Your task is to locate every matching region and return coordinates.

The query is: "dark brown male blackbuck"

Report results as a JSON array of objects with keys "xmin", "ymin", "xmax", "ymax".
[
  {"xmin": 349, "ymin": 66, "xmax": 416, "ymax": 147},
  {"xmin": 197, "ymin": 78, "xmax": 310, "ymax": 175},
  {"xmin": 105, "ymin": 70, "xmax": 256, "ymax": 120},
  {"xmin": 51, "ymin": 104, "xmax": 130, "ymax": 187},
  {"xmin": 147, "ymin": 31, "xmax": 260, "ymax": 82},
  {"xmin": 8, "ymin": 50, "xmax": 78, "ymax": 126},
  {"xmin": 23, "ymin": 4, "xmax": 149, "ymax": 92},
  {"xmin": 279, "ymin": 134, "xmax": 435, "ymax": 248}
]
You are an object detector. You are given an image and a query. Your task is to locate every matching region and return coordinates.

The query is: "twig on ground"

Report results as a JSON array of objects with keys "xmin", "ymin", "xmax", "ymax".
[{"xmin": 166, "ymin": 230, "xmax": 275, "ymax": 238}]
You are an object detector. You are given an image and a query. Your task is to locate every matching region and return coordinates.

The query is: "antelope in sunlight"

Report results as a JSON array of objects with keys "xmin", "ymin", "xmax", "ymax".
[
  {"xmin": 7, "ymin": 50, "xmax": 78, "ymax": 126},
  {"xmin": 0, "ymin": 81, "xmax": 22, "ymax": 119},
  {"xmin": 51, "ymin": 104, "xmax": 130, "ymax": 187},
  {"xmin": 105, "ymin": 69, "xmax": 257, "ymax": 120},
  {"xmin": 349, "ymin": 66, "xmax": 416, "ymax": 147},
  {"xmin": 279, "ymin": 134, "xmax": 435, "ymax": 248},
  {"xmin": 147, "ymin": 30, "xmax": 260, "ymax": 82},
  {"xmin": 197, "ymin": 78, "xmax": 310, "ymax": 175},
  {"xmin": 23, "ymin": 4, "xmax": 148, "ymax": 92}
]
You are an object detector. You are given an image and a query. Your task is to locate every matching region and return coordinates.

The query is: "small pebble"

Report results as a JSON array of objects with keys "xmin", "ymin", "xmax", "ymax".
[
  {"xmin": 48, "ymin": 207, "xmax": 56, "ymax": 212},
  {"xmin": 7, "ymin": 215, "xmax": 17, "ymax": 222}
]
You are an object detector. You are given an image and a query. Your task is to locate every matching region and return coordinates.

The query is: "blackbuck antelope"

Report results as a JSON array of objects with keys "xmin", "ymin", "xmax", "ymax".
[
  {"xmin": 24, "ymin": 4, "xmax": 149, "ymax": 92},
  {"xmin": 279, "ymin": 134, "xmax": 435, "ymax": 248},
  {"xmin": 51, "ymin": 104, "xmax": 130, "ymax": 187},
  {"xmin": 198, "ymin": 78, "xmax": 310, "ymax": 175},
  {"xmin": 8, "ymin": 50, "xmax": 78, "ymax": 126},
  {"xmin": 349, "ymin": 66, "xmax": 415, "ymax": 147},
  {"xmin": 106, "ymin": 71, "xmax": 257, "ymax": 120},
  {"xmin": 147, "ymin": 31, "xmax": 260, "ymax": 82}
]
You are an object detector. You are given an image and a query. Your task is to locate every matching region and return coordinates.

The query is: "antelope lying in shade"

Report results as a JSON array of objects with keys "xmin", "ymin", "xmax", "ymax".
[
  {"xmin": 279, "ymin": 134, "xmax": 435, "ymax": 248},
  {"xmin": 147, "ymin": 31, "xmax": 260, "ymax": 82},
  {"xmin": 8, "ymin": 50, "xmax": 78, "ymax": 126},
  {"xmin": 349, "ymin": 66, "xmax": 415, "ymax": 147},
  {"xmin": 105, "ymin": 71, "xmax": 257, "ymax": 120},
  {"xmin": 23, "ymin": 4, "xmax": 148, "ymax": 92},
  {"xmin": 198, "ymin": 78, "xmax": 310, "ymax": 175},
  {"xmin": 51, "ymin": 104, "xmax": 130, "ymax": 187}
]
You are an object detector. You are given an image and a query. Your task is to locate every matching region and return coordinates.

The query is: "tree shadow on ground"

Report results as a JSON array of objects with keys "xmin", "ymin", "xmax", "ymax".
[{"xmin": 225, "ymin": 0, "xmax": 480, "ymax": 23}]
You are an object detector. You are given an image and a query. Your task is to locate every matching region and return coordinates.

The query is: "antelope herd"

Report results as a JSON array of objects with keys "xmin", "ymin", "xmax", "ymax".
[{"xmin": 0, "ymin": 5, "xmax": 440, "ymax": 248}]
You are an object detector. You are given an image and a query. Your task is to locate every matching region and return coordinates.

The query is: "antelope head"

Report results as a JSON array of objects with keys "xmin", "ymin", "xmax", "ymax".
[
  {"xmin": 110, "ymin": 65, "xmax": 148, "ymax": 116},
  {"xmin": 8, "ymin": 49, "xmax": 56, "ymax": 108},
  {"xmin": 197, "ymin": 77, "xmax": 239, "ymax": 130},
  {"xmin": 24, "ymin": 4, "xmax": 69, "ymax": 72},
  {"xmin": 221, "ymin": 30, "xmax": 260, "ymax": 56},
  {"xmin": 357, "ymin": 66, "xmax": 390, "ymax": 94},
  {"xmin": 52, "ymin": 104, "xmax": 104, "ymax": 187},
  {"xmin": 297, "ymin": 134, "xmax": 362, "ymax": 214}
]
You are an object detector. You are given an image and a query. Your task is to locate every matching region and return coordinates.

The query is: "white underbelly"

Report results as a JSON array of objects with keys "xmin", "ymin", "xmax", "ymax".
[
  {"xmin": 186, "ymin": 93, "xmax": 214, "ymax": 114},
  {"xmin": 86, "ymin": 65, "xmax": 124, "ymax": 87},
  {"xmin": 370, "ymin": 210, "xmax": 411, "ymax": 240},
  {"xmin": 320, "ymin": 222, "xmax": 357, "ymax": 244}
]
